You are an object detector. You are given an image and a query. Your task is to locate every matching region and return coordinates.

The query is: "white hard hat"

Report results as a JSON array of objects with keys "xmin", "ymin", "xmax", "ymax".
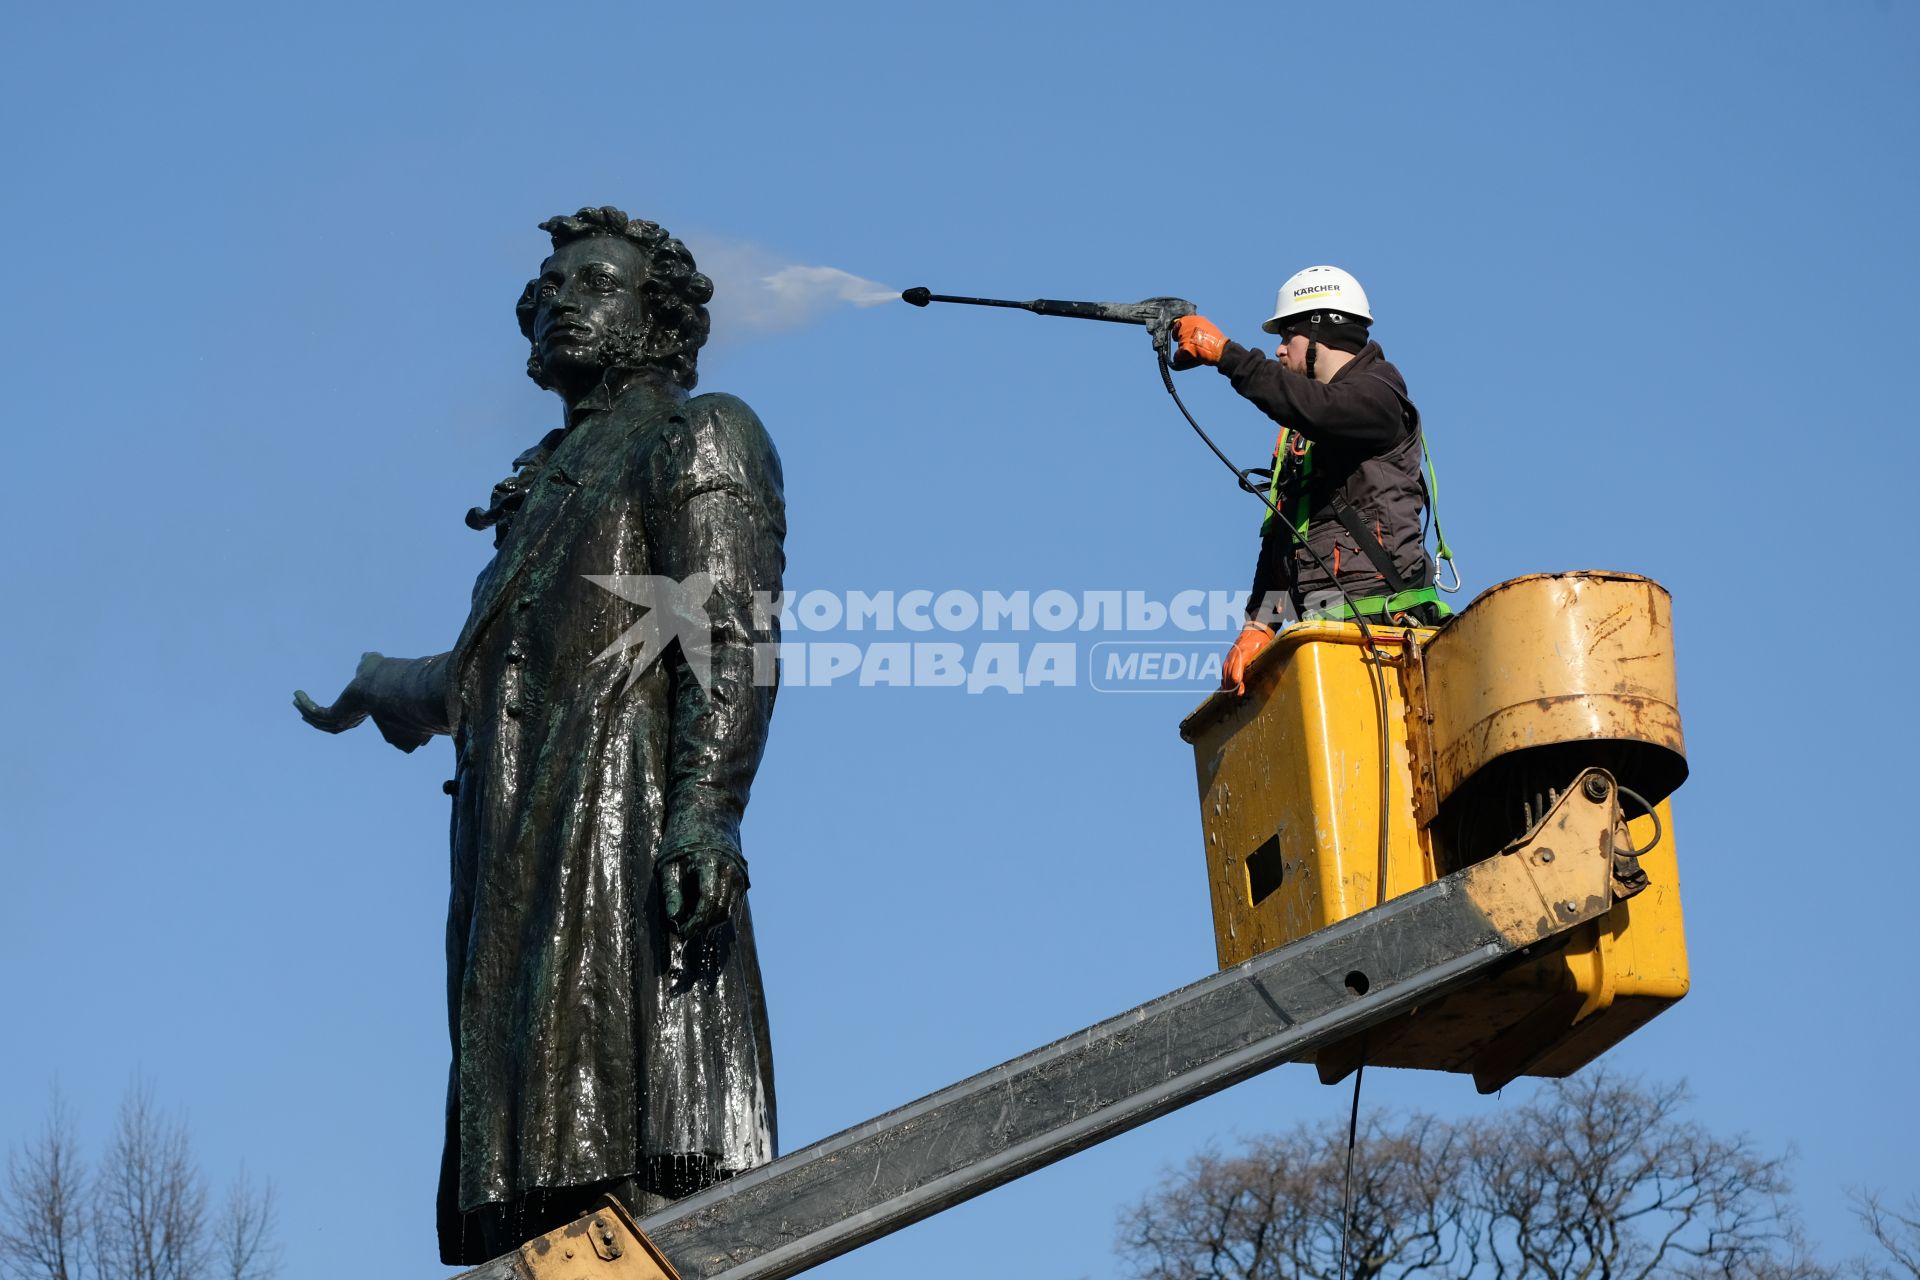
[{"xmin": 1262, "ymin": 265, "xmax": 1373, "ymax": 333}]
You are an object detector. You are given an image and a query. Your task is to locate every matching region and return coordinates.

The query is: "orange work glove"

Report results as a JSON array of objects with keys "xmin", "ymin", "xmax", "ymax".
[
  {"xmin": 1221, "ymin": 621, "xmax": 1275, "ymax": 697},
  {"xmin": 1172, "ymin": 315, "xmax": 1229, "ymax": 368}
]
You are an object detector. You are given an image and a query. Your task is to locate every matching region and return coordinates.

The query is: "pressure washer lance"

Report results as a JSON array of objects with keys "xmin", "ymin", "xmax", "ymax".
[{"xmin": 900, "ymin": 287, "xmax": 1196, "ymax": 361}]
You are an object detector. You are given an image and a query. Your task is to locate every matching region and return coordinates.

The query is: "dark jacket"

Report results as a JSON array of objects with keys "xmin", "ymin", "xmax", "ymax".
[{"xmin": 1215, "ymin": 340, "xmax": 1432, "ymax": 620}]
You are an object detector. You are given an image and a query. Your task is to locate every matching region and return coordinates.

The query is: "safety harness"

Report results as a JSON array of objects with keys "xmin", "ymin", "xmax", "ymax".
[{"xmin": 1262, "ymin": 418, "xmax": 1458, "ymax": 624}]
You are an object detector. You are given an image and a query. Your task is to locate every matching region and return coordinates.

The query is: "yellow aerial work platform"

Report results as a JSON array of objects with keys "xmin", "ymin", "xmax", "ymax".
[{"xmin": 1180, "ymin": 571, "xmax": 1690, "ymax": 1093}]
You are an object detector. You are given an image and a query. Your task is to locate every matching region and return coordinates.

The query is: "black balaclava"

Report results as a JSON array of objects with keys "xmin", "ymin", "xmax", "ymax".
[
  {"xmin": 1281, "ymin": 310, "xmax": 1369, "ymax": 380},
  {"xmin": 1288, "ymin": 310, "xmax": 1370, "ymax": 355}
]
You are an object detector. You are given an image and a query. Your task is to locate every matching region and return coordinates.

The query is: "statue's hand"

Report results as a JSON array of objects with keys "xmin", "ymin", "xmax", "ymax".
[
  {"xmin": 292, "ymin": 651, "xmax": 386, "ymax": 734},
  {"xmin": 661, "ymin": 847, "xmax": 747, "ymax": 937}
]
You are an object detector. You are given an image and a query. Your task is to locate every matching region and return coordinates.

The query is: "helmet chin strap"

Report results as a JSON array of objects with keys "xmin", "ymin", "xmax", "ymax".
[{"xmin": 1306, "ymin": 337, "xmax": 1319, "ymax": 380}]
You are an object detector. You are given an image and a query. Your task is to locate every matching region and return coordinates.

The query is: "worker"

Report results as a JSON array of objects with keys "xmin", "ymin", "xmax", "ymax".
[{"xmin": 1171, "ymin": 266, "xmax": 1449, "ymax": 696}]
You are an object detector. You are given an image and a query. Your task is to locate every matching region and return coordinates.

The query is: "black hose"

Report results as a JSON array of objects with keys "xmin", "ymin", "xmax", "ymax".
[
  {"xmin": 1616, "ymin": 785, "xmax": 1664, "ymax": 856},
  {"xmin": 1340, "ymin": 1055, "xmax": 1366, "ymax": 1280}
]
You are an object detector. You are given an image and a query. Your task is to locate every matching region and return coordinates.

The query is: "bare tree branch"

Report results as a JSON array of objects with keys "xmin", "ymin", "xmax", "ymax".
[
  {"xmin": 4, "ymin": 1086, "xmax": 282, "ymax": 1280},
  {"xmin": 1852, "ymin": 1191, "xmax": 1920, "ymax": 1279},
  {"xmin": 213, "ymin": 1170, "xmax": 279, "ymax": 1280},
  {"xmin": 0, "ymin": 1088, "xmax": 86, "ymax": 1280},
  {"xmin": 1119, "ymin": 1114, "xmax": 1471, "ymax": 1280},
  {"xmin": 1118, "ymin": 1072, "xmax": 1845, "ymax": 1280},
  {"xmin": 89, "ymin": 1082, "xmax": 211, "ymax": 1280}
]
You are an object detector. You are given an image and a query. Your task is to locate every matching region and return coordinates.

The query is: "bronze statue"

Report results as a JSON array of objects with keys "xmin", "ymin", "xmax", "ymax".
[{"xmin": 294, "ymin": 208, "xmax": 784, "ymax": 1265}]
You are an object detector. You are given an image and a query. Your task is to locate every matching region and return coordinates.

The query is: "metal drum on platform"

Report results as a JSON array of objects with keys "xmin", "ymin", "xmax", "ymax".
[{"xmin": 1421, "ymin": 571, "xmax": 1688, "ymax": 808}]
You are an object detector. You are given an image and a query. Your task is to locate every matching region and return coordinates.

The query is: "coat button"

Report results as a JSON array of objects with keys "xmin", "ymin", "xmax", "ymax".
[
  {"xmin": 505, "ymin": 702, "xmax": 524, "ymax": 718},
  {"xmin": 505, "ymin": 644, "xmax": 526, "ymax": 664},
  {"xmin": 442, "ymin": 779, "xmax": 459, "ymax": 796}
]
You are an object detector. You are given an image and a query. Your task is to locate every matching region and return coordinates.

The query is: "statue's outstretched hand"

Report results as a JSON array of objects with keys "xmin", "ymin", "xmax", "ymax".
[
  {"xmin": 662, "ymin": 848, "xmax": 746, "ymax": 937},
  {"xmin": 293, "ymin": 651, "xmax": 386, "ymax": 734}
]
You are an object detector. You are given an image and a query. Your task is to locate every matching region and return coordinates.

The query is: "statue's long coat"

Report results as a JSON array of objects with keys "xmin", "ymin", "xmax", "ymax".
[{"xmin": 385, "ymin": 376, "xmax": 783, "ymax": 1263}]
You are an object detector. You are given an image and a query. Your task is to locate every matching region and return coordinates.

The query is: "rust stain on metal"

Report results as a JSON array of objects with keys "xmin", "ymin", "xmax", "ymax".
[
  {"xmin": 1585, "ymin": 604, "xmax": 1633, "ymax": 653},
  {"xmin": 516, "ymin": 1199, "xmax": 680, "ymax": 1280}
]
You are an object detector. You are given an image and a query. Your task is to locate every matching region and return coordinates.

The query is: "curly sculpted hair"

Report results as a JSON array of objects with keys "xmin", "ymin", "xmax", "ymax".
[{"xmin": 516, "ymin": 206, "xmax": 714, "ymax": 391}]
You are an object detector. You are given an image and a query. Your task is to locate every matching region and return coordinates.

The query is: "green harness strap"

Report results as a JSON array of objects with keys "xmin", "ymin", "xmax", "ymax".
[
  {"xmin": 1260, "ymin": 428, "xmax": 1311, "ymax": 540},
  {"xmin": 1306, "ymin": 586, "xmax": 1453, "ymax": 623},
  {"xmin": 1421, "ymin": 434, "xmax": 1457, "ymax": 582}
]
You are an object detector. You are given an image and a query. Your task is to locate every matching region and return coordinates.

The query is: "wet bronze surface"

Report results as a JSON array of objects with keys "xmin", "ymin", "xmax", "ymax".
[{"xmin": 294, "ymin": 209, "xmax": 784, "ymax": 1264}]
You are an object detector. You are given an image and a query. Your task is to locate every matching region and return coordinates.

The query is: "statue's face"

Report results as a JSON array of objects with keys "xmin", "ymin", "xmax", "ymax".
[{"xmin": 529, "ymin": 236, "xmax": 652, "ymax": 397}]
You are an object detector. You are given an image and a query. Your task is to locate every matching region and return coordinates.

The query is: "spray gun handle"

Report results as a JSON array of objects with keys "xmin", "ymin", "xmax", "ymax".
[{"xmin": 1139, "ymin": 298, "xmax": 1197, "ymax": 361}]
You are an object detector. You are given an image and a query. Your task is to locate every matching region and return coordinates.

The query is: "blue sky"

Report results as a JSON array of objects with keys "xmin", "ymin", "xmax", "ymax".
[{"xmin": 3, "ymin": 3, "xmax": 1916, "ymax": 1276}]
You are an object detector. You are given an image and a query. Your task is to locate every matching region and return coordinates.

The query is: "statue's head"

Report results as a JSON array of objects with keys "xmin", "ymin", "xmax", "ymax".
[{"xmin": 516, "ymin": 207, "xmax": 713, "ymax": 398}]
